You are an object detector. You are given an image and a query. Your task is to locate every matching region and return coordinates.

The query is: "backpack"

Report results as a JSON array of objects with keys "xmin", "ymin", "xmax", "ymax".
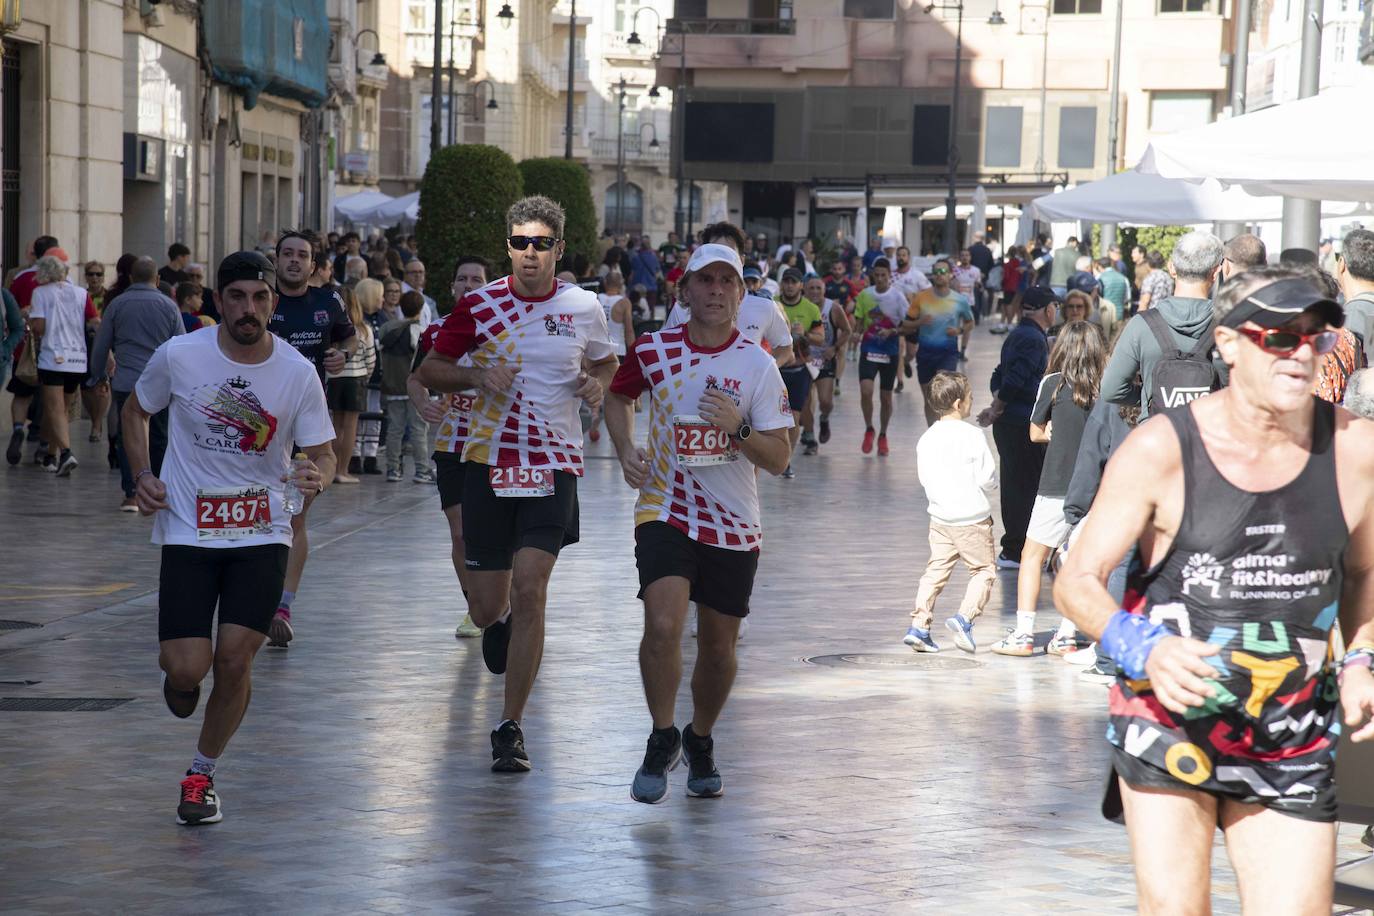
[{"xmin": 1142, "ymin": 309, "xmax": 1219, "ymax": 412}]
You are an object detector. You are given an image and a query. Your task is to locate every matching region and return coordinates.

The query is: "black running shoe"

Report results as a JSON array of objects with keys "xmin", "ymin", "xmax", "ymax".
[
  {"xmin": 162, "ymin": 676, "xmax": 201, "ymax": 719},
  {"xmin": 903, "ymin": 361, "xmax": 913, "ymax": 379},
  {"xmin": 818, "ymin": 417, "xmax": 831, "ymax": 444},
  {"xmin": 491, "ymin": 720, "xmax": 531, "ymax": 772},
  {"xmin": 682, "ymin": 723, "xmax": 723, "ymax": 798},
  {"xmin": 5, "ymin": 428, "xmax": 21, "ymax": 465},
  {"xmin": 482, "ymin": 616, "xmax": 511, "ymax": 675},
  {"xmin": 176, "ymin": 772, "xmax": 222, "ymax": 825},
  {"xmin": 631, "ymin": 726, "xmax": 682, "ymax": 804}
]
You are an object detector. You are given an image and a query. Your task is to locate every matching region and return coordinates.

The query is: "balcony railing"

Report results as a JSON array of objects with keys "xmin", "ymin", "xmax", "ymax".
[
  {"xmin": 667, "ymin": 18, "xmax": 797, "ymax": 35},
  {"xmin": 590, "ymin": 137, "xmax": 669, "ymax": 162}
]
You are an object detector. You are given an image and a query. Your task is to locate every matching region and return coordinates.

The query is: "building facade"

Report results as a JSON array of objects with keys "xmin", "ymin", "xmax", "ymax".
[{"xmin": 659, "ymin": 0, "xmax": 1230, "ymax": 252}]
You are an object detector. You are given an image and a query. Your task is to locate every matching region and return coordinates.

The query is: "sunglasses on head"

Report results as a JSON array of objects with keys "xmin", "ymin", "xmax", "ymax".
[
  {"xmin": 1235, "ymin": 326, "xmax": 1338, "ymax": 357},
  {"xmin": 508, "ymin": 235, "xmax": 559, "ymax": 252}
]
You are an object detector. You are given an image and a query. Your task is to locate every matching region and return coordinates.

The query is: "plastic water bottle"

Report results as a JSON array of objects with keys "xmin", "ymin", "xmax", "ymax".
[{"xmin": 281, "ymin": 452, "xmax": 308, "ymax": 516}]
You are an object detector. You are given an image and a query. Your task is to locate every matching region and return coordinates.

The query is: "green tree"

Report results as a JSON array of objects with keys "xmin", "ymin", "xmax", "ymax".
[
  {"xmin": 517, "ymin": 158, "xmax": 598, "ymax": 271},
  {"xmin": 416, "ymin": 144, "xmax": 523, "ymax": 308}
]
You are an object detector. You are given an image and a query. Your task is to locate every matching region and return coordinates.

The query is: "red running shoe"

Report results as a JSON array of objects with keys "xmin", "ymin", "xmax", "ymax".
[
  {"xmin": 877, "ymin": 434, "xmax": 890, "ymax": 457},
  {"xmin": 861, "ymin": 428, "xmax": 875, "ymax": 454},
  {"xmin": 177, "ymin": 773, "xmax": 222, "ymax": 825},
  {"xmin": 589, "ymin": 425, "xmax": 601, "ymax": 443}
]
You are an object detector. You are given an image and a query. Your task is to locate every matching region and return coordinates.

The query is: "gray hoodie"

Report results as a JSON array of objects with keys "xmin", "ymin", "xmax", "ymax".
[{"xmin": 1101, "ymin": 296, "xmax": 1215, "ymax": 418}]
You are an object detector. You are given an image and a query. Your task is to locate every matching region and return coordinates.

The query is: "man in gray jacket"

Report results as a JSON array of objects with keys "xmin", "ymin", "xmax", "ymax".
[
  {"xmin": 1100, "ymin": 231, "xmax": 1224, "ymax": 418},
  {"xmin": 88, "ymin": 256, "xmax": 183, "ymax": 511}
]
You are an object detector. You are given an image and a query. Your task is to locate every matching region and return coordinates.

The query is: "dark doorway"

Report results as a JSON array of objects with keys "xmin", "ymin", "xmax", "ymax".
[
  {"xmin": 2, "ymin": 42, "xmax": 20, "ymax": 276},
  {"xmin": 743, "ymin": 181, "xmax": 793, "ymax": 249}
]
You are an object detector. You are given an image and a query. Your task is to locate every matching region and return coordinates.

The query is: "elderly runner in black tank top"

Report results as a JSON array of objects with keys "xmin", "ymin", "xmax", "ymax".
[{"xmin": 1055, "ymin": 268, "xmax": 1374, "ymax": 914}]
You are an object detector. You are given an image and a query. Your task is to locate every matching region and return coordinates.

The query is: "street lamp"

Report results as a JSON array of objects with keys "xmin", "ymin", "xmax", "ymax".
[
  {"xmin": 925, "ymin": 1, "xmax": 1003, "ymax": 256},
  {"xmin": 613, "ymin": 77, "xmax": 628, "ymax": 236},
  {"xmin": 496, "ymin": 3, "xmax": 515, "ymax": 26},
  {"xmin": 353, "ymin": 28, "xmax": 386, "ymax": 68},
  {"xmin": 640, "ymin": 122, "xmax": 660, "ymax": 150},
  {"xmin": 565, "ymin": 0, "xmax": 579, "ymax": 159}
]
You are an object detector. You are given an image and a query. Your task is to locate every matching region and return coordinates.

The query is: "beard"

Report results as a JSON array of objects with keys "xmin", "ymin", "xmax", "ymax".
[{"xmin": 227, "ymin": 317, "xmax": 264, "ymax": 346}]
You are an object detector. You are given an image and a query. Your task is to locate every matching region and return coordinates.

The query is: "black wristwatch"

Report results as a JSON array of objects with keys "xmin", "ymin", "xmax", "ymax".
[{"xmin": 733, "ymin": 423, "xmax": 752, "ymax": 442}]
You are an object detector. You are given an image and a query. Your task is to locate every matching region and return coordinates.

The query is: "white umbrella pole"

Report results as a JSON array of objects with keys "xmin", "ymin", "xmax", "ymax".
[{"xmin": 1281, "ymin": 0, "xmax": 1323, "ymax": 252}]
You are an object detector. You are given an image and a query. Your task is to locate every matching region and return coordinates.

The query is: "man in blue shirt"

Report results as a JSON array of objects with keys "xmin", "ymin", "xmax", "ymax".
[
  {"xmin": 630, "ymin": 235, "xmax": 662, "ymax": 312},
  {"xmin": 861, "ymin": 236, "xmax": 885, "ymax": 270},
  {"xmin": 978, "ymin": 286, "xmax": 1057, "ymax": 568}
]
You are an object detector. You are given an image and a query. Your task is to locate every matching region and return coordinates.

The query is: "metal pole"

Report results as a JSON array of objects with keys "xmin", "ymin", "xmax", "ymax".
[
  {"xmin": 430, "ymin": 0, "xmax": 443, "ymax": 163},
  {"xmin": 674, "ymin": 34, "xmax": 686, "ymax": 238},
  {"xmin": 942, "ymin": 1, "xmax": 963, "ymax": 257},
  {"xmin": 1034, "ymin": 6, "xmax": 1049, "ymax": 179},
  {"xmin": 1231, "ymin": 0, "xmax": 1252, "ymax": 116},
  {"xmin": 616, "ymin": 78, "xmax": 626, "ymax": 236},
  {"xmin": 1101, "ymin": 0, "xmax": 1125, "ymax": 253},
  {"xmin": 565, "ymin": 0, "xmax": 576, "ymax": 158},
  {"xmin": 447, "ymin": 19, "xmax": 456, "ymax": 146},
  {"xmin": 1281, "ymin": 0, "xmax": 1322, "ymax": 252}
]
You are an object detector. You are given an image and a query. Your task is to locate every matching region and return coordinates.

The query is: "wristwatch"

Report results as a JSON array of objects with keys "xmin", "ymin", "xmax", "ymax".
[{"xmin": 733, "ymin": 423, "xmax": 752, "ymax": 442}]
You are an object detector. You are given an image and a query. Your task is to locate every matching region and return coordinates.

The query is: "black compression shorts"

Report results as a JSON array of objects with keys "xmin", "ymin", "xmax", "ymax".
[
  {"xmin": 158, "ymin": 544, "xmax": 289, "ymax": 641},
  {"xmin": 858, "ymin": 353, "xmax": 898, "ymax": 392},
  {"xmin": 461, "ymin": 462, "xmax": 579, "ymax": 571},
  {"xmin": 433, "ymin": 451, "xmax": 466, "ymax": 510}
]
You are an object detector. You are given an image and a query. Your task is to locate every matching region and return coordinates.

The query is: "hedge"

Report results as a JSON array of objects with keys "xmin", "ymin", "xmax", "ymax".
[
  {"xmin": 416, "ymin": 144, "xmax": 523, "ymax": 308},
  {"xmin": 517, "ymin": 157, "xmax": 598, "ymax": 270}
]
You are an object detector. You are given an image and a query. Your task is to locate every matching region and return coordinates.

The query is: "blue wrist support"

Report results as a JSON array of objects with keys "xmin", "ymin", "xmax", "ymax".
[{"xmin": 1100, "ymin": 610, "xmax": 1170, "ymax": 680}]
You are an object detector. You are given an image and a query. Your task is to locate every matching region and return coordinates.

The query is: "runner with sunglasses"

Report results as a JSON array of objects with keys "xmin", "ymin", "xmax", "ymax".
[
  {"xmin": 1054, "ymin": 268, "xmax": 1374, "ymax": 912},
  {"xmin": 418, "ymin": 196, "xmax": 617, "ymax": 773}
]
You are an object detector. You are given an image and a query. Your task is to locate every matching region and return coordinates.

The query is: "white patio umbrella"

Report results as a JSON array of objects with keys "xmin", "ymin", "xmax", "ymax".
[
  {"xmin": 966, "ymin": 185, "xmax": 987, "ymax": 246},
  {"xmin": 371, "ymin": 192, "xmax": 420, "ymax": 227},
  {"xmin": 1135, "ymin": 81, "xmax": 1374, "ymax": 202},
  {"xmin": 334, "ymin": 190, "xmax": 394, "ymax": 224}
]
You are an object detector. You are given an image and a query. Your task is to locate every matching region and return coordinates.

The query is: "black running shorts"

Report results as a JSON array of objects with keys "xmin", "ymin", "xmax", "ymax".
[
  {"xmin": 433, "ymin": 451, "xmax": 466, "ymax": 510},
  {"xmin": 461, "ymin": 461, "xmax": 579, "ymax": 571},
  {"xmin": 37, "ymin": 368, "xmax": 84, "ymax": 394},
  {"xmin": 158, "ymin": 544, "xmax": 289, "ymax": 641},
  {"xmin": 816, "ymin": 360, "xmax": 837, "ymax": 380},
  {"xmin": 781, "ymin": 366, "xmax": 812, "ymax": 413},
  {"xmin": 634, "ymin": 520, "xmax": 760, "ymax": 618},
  {"xmin": 858, "ymin": 353, "xmax": 898, "ymax": 392}
]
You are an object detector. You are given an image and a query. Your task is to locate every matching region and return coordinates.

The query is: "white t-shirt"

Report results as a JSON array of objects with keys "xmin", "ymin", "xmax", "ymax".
[
  {"xmin": 135, "ymin": 330, "xmax": 335, "ymax": 548},
  {"xmin": 663, "ymin": 294, "xmax": 792, "ymax": 354},
  {"xmin": 916, "ymin": 418, "xmax": 996, "ymax": 527},
  {"xmin": 893, "ymin": 266, "xmax": 932, "ymax": 297},
  {"xmin": 610, "ymin": 326, "xmax": 793, "ymax": 550},
  {"xmin": 31, "ymin": 281, "xmax": 93, "ymax": 373},
  {"xmin": 432, "ymin": 277, "xmax": 615, "ymax": 474},
  {"xmin": 598, "ymin": 291, "xmax": 629, "ymax": 356}
]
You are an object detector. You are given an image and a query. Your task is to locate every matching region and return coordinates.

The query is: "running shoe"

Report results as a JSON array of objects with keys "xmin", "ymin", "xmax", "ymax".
[
  {"xmin": 589, "ymin": 426, "xmax": 601, "ymax": 443},
  {"xmin": 491, "ymin": 720, "xmax": 531, "ymax": 772},
  {"xmin": 630, "ymin": 726, "xmax": 682, "ymax": 804},
  {"xmin": 995, "ymin": 552, "xmax": 1021, "ymax": 570},
  {"xmin": 5, "ymin": 427, "xmax": 21, "ymax": 465},
  {"xmin": 944, "ymin": 615, "xmax": 976, "ymax": 653},
  {"xmin": 782, "ymin": 465, "xmax": 796, "ymax": 479},
  {"xmin": 482, "ymin": 615, "xmax": 511, "ymax": 674},
  {"xmin": 737, "ymin": 617, "xmax": 749, "ymax": 642},
  {"xmin": 802, "ymin": 441, "xmax": 818, "ymax": 456},
  {"xmin": 162, "ymin": 676, "xmax": 201, "ymax": 719},
  {"xmin": 176, "ymin": 773, "xmax": 222, "ymax": 825},
  {"xmin": 455, "ymin": 613, "xmax": 482, "ymax": 639},
  {"xmin": 1063, "ymin": 644, "xmax": 1098, "ymax": 667},
  {"xmin": 267, "ymin": 610, "xmax": 293, "ymax": 648},
  {"xmin": 895, "ymin": 379, "xmax": 904, "ymax": 393},
  {"xmin": 412, "ymin": 470, "xmax": 435, "ymax": 485},
  {"xmin": 119, "ymin": 497, "xmax": 139, "ymax": 513},
  {"xmin": 990, "ymin": 630, "xmax": 1035, "ymax": 657},
  {"xmin": 56, "ymin": 451, "xmax": 78, "ymax": 477},
  {"xmin": 861, "ymin": 428, "xmax": 875, "ymax": 454},
  {"xmin": 1081, "ymin": 661, "xmax": 1117, "ymax": 684},
  {"xmin": 1046, "ymin": 634, "xmax": 1079, "ymax": 657},
  {"xmin": 386, "ymin": 469, "xmax": 402, "ymax": 482},
  {"xmin": 903, "ymin": 361, "xmax": 913, "ymax": 379},
  {"xmin": 40, "ymin": 454, "xmax": 57, "ymax": 473},
  {"xmin": 877, "ymin": 434, "xmax": 889, "ymax": 457},
  {"xmin": 682, "ymin": 723, "xmax": 723, "ymax": 798},
  {"xmin": 903, "ymin": 626, "xmax": 939, "ymax": 653},
  {"xmin": 818, "ymin": 417, "xmax": 831, "ymax": 444}
]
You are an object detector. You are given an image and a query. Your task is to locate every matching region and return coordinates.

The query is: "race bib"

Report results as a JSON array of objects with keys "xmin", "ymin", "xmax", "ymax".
[
  {"xmin": 196, "ymin": 486, "xmax": 272, "ymax": 540},
  {"xmin": 489, "ymin": 466, "xmax": 555, "ymax": 498},
  {"xmin": 865, "ymin": 352, "xmax": 891, "ymax": 365},
  {"xmin": 673, "ymin": 415, "xmax": 736, "ymax": 467}
]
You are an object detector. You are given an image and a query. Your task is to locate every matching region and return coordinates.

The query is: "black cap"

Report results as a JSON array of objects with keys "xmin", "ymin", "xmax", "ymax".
[
  {"xmin": 217, "ymin": 250, "xmax": 276, "ymax": 293},
  {"xmin": 1021, "ymin": 286, "xmax": 1062, "ymax": 311},
  {"xmin": 782, "ymin": 267, "xmax": 804, "ymax": 283},
  {"xmin": 1222, "ymin": 277, "xmax": 1344, "ymax": 330}
]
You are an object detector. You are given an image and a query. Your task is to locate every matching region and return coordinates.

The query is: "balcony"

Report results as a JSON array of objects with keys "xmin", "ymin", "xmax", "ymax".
[
  {"xmin": 522, "ymin": 46, "xmax": 561, "ymax": 97},
  {"xmin": 604, "ymin": 32, "xmax": 657, "ymax": 61},
  {"xmin": 590, "ymin": 136, "xmax": 669, "ymax": 164},
  {"xmin": 667, "ymin": 18, "xmax": 797, "ymax": 36}
]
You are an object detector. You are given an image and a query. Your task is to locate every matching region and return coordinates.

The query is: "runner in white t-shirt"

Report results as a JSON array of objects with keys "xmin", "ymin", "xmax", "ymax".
[
  {"xmin": 407, "ymin": 254, "xmax": 493, "ymax": 640},
  {"xmin": 588, "ymin": 269, "xmax": 637, "ymax": 446},
  {"xmin": 605, "ymin": 243, "xmax": 793, "ymax": 804},
  {"xmin": 893, "ymin": 246, "xmax": 931, "ymax": 388},
  {"xmin": 121, "ymin": 251, "xmax": 335, "ymax": 827},
  {"xmin": 417, "ymin": 196, "xmax": 619, "ymax": 773}
]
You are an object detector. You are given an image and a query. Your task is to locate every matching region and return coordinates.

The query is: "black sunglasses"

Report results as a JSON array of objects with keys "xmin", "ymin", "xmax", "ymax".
[
  {"xmin": 86, "ymin": 271, "xmax": 104, "ymax": 277},
  {"xmin": 508, "ymin": 235, "xmax": 559, "ymax": 252}
]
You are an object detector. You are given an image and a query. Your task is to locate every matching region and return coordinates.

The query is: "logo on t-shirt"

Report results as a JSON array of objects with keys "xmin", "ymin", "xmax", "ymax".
[
  {"xmin": 191, "ymin": 376, "xmax": 279, "ymax": 455},
  {"xmin": 543, "ymin": 313, "xmax": 576, "ymax": 337},
  {"xmin": 313, "ymin": 310, "xmax": 331, "ymax": 326},
  {"xmin": 704, "ymin": 373, "xmax": 743, "ymax": 406}
]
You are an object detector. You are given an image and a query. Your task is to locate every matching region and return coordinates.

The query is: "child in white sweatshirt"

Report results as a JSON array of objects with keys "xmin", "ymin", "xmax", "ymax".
[{"xmin": 905, "ymin": 371, "xmax": 998, "ymax": 653}]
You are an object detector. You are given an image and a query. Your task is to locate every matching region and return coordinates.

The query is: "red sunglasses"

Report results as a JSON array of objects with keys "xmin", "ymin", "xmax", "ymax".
[{"xmin": 1235, "ymin": 326, "xmax": 1338, "ymax": 357}]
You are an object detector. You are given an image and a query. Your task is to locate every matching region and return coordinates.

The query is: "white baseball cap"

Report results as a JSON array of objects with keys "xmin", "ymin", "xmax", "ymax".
[{"xmin": 685, "ymin": 243, "xmax": 743, "ymax": 279}]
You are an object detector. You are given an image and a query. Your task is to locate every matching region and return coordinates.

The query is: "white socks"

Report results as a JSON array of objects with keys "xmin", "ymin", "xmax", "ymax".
[
  {"xmin": 190, "ymin": 751, "xmax": 217, "ymax": 777},
  {"xmin": 1015, "ymin": 611, "xmax": 1036, "ymax": 636}
]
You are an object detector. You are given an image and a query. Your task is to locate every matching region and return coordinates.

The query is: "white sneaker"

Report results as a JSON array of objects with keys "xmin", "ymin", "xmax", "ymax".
[
  {"xmin": 455, "ymin": 613, "xmax": 482, "ymax": 639},
  {"xmin": 738, "ymin": 617, "xmax": 749, "ymax": 642},
  {"xmin": 1063, "ymin": 643, "xmax": 1098, "ymax": 667}
]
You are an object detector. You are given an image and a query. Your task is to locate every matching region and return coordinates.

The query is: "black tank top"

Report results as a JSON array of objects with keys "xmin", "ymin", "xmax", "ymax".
[{"xmin": 1107, "ymin": 399, "xmax": 1346, "ymax": 813}]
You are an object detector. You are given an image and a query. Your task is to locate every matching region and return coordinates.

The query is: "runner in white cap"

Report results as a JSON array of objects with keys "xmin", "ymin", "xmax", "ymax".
[{"xmin": 604, "ymin": 243, "xmax": 792, "ymax": 803}]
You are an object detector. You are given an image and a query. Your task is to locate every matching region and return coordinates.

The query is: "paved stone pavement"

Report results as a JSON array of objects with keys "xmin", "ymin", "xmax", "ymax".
[{"xmin": 1, "ymin": 327, "xmax": 1369, "ymax": 915}]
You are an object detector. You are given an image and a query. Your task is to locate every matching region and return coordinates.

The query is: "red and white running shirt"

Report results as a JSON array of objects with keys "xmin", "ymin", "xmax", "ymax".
[
  {"xmin": 418, "ymin": 323, "xmax": 473, "ymax": 455},
  {"xmin": 432, "ymin": 277, "xmax": 615, "ymax": 473},
  {"xmin": 663, "ymin": 294, "xmax": 792, "ymax": 353},
  {"xmin": 610, "ymin": 327, "xmax": 792, "ymax": 550}
]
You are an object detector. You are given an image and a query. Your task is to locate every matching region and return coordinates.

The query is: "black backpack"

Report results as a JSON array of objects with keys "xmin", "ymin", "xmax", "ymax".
[{"xmin": 1142, "ymin": 309, "xmax": 1219, "ymax": 412}]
